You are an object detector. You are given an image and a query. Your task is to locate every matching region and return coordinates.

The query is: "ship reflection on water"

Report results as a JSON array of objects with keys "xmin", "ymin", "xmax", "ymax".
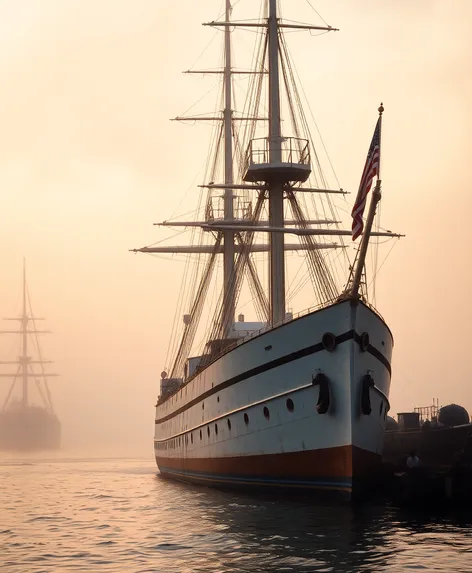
[
  {"xmin": 2, "ymin": 458, "xmax": 471, "ymax": 572},
  {"xmin": 155, "ymin": 475, "xmax": 472, "ymax": 572},
  {"xmin": 185, "ymin": 489, "xmax": 392, "ymax": 571}
]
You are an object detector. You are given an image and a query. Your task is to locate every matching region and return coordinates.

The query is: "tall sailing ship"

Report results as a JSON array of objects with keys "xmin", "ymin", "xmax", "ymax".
[
  {"xmin": 0, "ymin": 263, "xmax": 60, "ymax": 451},
  {"xmin": 133, "ymin": 0, "xmax": 402, "ymax": 495}
]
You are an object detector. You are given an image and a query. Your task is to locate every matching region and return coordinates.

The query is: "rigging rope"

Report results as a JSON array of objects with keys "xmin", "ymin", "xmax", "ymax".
[
  {"xmin": 27, "ymin": 283, "xmax": 54, "ymax": 412},
  {"xmin": 286, "ymin": 189, "xmax": 338, "ymax": 302},
  {"xmin": 240, "ymin": 234, "xmax": 270, "ymax": 321},
  {"xmin": 278, "ymin": 31, "xmax": 350, "ymax": 291},
  {"xmin": 198, "ymin": 191, "xmax": 266, "ymax": 370},
  {"xmin": 170, "ymin": 233, "xmax": 223, "ymax": 378},
  {"xmin": 2, "ymin": 365, "xmax": 20, "ymax": 410}
]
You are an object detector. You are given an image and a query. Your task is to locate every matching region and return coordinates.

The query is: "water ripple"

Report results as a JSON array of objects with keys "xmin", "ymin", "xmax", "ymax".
[{"xmin": 1, "ymin": 457, "xmax": 472, "ymax": 572}]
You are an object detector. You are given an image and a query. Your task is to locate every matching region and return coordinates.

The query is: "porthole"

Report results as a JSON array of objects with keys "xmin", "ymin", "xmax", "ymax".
[
  {"xmin": 286, "ymin": 398, "xmax": 294, "ymax": 412},
  {"xmin": 191, "ymin": 433, "xmax": 193, "ymax": 444},
  {"xmin": 200, "ymin": 429, "xmax": 202, "ymax": 440},
  {"xmin": 217, "ymin": 396, "xmax": 220, "ymax": 403},
  {"xmin": 202, "ymin": 402, "xmax": 205, "ymax": 410},
  {"xmin": 322, "ymin": 332, "xmax": 336, "ymax": 352},
  {"xmin": 244, "ymin": 413, "xmax": 249, "ymax": 425},
  {"xmin": 215, "ymin": 423, "xmax": 218, "ymax": 435},
  {"xmin": 263, "ymin": 406, "xmax": 270, "ymax": 420},
  {"xmin": 227, "ymin": 419, "xmax": 231, "ymax": 430},
  {"xmin": 207, "ymin": 426, "xmax": 210, "ymax": 437}
]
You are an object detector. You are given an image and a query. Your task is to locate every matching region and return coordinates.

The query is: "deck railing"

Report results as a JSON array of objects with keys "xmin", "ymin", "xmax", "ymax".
[{"xmin": 243, "ymin": 136, "xmax": 310, "ymax": 173}]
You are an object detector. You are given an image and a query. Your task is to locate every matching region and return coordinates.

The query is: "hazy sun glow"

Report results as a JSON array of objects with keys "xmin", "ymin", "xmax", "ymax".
[{"xmin": 0, "ymin": 0, "xmax": 471, "ymax": 454}]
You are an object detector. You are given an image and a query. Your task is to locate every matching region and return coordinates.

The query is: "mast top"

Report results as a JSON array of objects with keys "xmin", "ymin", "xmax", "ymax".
[{"xmin": 378, "ymin": 102, "xmax": 384, "ymax": 116}]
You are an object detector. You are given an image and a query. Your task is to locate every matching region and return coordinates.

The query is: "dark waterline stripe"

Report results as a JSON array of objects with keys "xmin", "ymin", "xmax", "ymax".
[
  {"xmin": 155, "ymin": 330, "xmax": 391, "ymax": 425},
  {"xmin": 157, "ymin": 465, "xmax": 353, "ymax": 492}
]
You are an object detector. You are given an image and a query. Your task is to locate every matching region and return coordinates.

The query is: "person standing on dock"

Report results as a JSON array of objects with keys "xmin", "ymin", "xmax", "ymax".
[{"xmin": 407, "ymin": 451, "xmax": 420, "ymax": 469}]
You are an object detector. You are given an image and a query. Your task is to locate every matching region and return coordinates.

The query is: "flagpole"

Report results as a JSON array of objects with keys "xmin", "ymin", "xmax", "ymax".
[{"xmin": 350, "ymin": 104, "xmax": 384, "ymax": 299}]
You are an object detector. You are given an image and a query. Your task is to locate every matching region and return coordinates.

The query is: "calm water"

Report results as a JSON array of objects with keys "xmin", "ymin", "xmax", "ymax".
[{"xmin": 1, "ymin": 456, "xmax": 471, "ymax": 572}]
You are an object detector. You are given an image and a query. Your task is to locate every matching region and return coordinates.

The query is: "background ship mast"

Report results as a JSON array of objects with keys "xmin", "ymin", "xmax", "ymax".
[{"xmin": 0, "ymin": 260, "xmax": 58, "ymax": 412}]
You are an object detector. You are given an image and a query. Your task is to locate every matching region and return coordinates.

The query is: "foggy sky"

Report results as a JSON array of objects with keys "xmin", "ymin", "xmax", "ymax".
[{"xmin": 0, "ymin": 0, "xmax": 471, "ymax": 455}]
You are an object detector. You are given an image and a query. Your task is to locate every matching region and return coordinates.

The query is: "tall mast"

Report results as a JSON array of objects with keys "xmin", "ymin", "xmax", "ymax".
[
  {"xmin": 223, "ymin": 0, "xmax": 235, "ymax": 333},
  {"xmin": 0, "ymin": 261, "xmax": 59, "ymax": 411},
  {"xmin": 21, "ymin": 259, "xmax": 28, "ymax": 407},
  {"xmin": 268, "ymin": 0, "xmax": 285, "ymax": 324}
]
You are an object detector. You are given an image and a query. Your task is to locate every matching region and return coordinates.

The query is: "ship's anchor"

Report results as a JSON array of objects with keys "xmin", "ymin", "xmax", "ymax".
[
  {"xmin": 312, "ymin": 373, "xmax": 330, "ymax": 414},
  {"xmin": 361, "ymin": 374, "xmax": 375, "ymax": 415}
]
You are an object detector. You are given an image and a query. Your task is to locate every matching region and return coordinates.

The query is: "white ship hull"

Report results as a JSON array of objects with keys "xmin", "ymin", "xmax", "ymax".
[{"xmin": 154, "ymin": 299, "xmax": 393, "ymax": 496}]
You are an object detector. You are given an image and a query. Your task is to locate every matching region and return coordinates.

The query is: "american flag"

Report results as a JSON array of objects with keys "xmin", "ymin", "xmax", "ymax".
[{"xmin": 351, "ymin": 116, "xmax": 382, "ymax": 241}]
